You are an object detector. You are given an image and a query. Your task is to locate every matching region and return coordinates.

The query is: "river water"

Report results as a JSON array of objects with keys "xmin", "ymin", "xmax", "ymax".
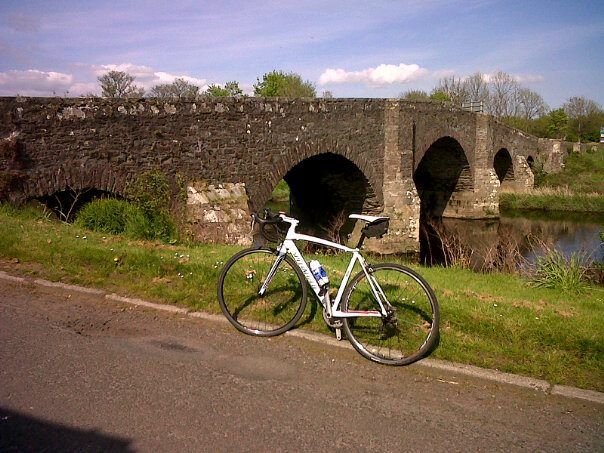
[
  {"xmin": 265, "ymin": 196, "xmax": 603, "ymax": 268},
  {"xmin": 432, "ymin": 211, "xmax": 604, "ymax": 269}
]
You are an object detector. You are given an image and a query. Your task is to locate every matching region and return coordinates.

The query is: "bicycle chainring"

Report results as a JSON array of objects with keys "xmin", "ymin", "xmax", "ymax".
[{"xmin": 323, "ymin": 308, "xmax": 343, "ymax": 328}]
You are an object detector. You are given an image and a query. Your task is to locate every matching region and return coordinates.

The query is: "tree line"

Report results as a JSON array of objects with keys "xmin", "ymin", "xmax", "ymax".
[
  {"xmin": 98, "ymin": 69, "xmax": 602, "ymax": 143},
  {"xmin": 400, "ymin": 71, "xmax": 603, "ymax": 143},
  {"xmin": 97, "ymin": 69, "xmax": 315, "ymax": 100}
]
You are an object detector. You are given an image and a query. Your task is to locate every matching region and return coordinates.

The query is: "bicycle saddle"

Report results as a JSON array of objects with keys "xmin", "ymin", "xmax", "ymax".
[{"xmin": 349, "ymin": 214, "xmax": 390, "ymax": 223}]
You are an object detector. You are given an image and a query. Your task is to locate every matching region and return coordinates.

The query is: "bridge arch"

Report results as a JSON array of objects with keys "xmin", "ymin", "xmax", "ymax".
[
  {"xmin": 261, "ymin": 152, "xmax": 381, "ymax": 241},
  {"xmin": 252, "ymin": 140, "xmax": 383, "ymax": 213},
  {"xmin": 22, "ymin": 164, "xmax": 129, "ymax": 202},
  {"xmin": 19, "ymin": 164, "xmax": 131, "ymax": 220},
  {"xmin": 494, "ymin": 148, "xmax": 514, "ymax": 188},
  {"xmin": 413, "ymin": 136, "xmax": 474, "ymax": 264},
  {"xmin": 413, "ymin": 136, "xmax": 473, "ymax": 218}
]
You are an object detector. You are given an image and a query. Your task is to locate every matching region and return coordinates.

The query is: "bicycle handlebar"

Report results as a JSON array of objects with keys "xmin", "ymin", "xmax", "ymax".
[
  {"xmin": 257, "ymin": 209, "xmax": 282, "ymax": 223},
  {"xmin": 251, "ymin": 209, "xmax": 285, "ymax": 228},
  {"xmin": 251, "ymin": 209, "xmax": 290, "ymax": 243}
]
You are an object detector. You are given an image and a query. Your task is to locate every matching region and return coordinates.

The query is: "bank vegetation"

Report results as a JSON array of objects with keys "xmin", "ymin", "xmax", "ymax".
[{"xmin": 500, "ymin": 147, "xmax": 604, "ymax": 213}]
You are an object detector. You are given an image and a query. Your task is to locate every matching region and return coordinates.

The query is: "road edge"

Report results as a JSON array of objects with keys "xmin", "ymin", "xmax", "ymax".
[{"xmin": 2, "ymin": 270, "xmax": 602, "ymax": 405}]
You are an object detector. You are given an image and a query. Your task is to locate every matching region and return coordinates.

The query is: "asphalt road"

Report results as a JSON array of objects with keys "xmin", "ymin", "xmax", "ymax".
[{"xmin": 1, "ymin": 277, "xmax": 602, "ymax": 452}]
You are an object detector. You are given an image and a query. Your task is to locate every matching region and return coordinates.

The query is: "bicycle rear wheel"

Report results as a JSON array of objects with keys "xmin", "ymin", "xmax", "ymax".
[
  {"xmin": 217, "ymin": 248, "xmax": 307, "ymax": 336},
  {"xmin": 342, "ymin": 263, "xmax": 439, "ymax": 365}
]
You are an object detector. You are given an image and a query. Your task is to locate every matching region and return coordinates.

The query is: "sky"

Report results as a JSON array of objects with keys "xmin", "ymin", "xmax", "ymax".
[{"xmin": 0, "ymin": 0, "xmax": 602, "ymax": 108}]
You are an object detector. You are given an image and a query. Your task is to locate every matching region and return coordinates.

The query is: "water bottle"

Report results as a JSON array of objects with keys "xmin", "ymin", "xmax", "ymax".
[{"xmin": 309, "ymin": 260, "xmax": 329, "ymax": 287}]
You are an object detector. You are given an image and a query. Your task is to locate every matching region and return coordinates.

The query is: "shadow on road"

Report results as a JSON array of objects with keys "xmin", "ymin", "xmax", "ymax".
[{"xmin": 0, "ymin": 407, "xmax": 134, "ymax": 452}]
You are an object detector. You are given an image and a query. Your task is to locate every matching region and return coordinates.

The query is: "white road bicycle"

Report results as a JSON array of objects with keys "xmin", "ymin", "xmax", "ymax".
[{"xmin": 217, "ymin": 210, "xmax": 439, "ymax": 365}]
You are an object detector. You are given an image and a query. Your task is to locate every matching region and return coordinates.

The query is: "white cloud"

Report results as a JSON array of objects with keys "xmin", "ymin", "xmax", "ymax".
[
  {"xmin": 479, "ymin": 71, "xmax": 545, "ymax": 84},
  {"xmin": 239, "ymin": 83, "xmax": 255, "ymax": 96},
  {"xmin": 514, "ymin": 74, "xmax": 545, "ymax": 83},
  {"xmin": 92, "ymin": 63, "xmax": 155, "ymax": 79},
  {"xmin": 68, "ymin": 82, "xmax": 99, "ymax": 96},
  {"xmin": 93, "ymin": 64, "xmax": 208, "ymax": 90},
  {"xmin": 0, "ymin": 70, "xmax": 73, "ymax": 96},
  {"xmin": 0, "ymin": 64, "xmax": 213, "ymax": 96},
  {"xmin": 319, "ymin": 63, "xmax": 429, "ymax": 86}
]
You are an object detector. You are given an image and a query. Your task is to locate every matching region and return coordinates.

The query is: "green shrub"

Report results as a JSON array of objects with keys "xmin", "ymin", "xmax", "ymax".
[
  {"xmin": 75, "ymin": 198, "xmax": 177, "ymax": 243},
  {"xmin": 75, "ymin": 199, "xmax": 135, "ymax": 234},
  {"xmin": 270, "ymin": 179, "xmax": 290, "ymax": 202},
  {"xmin": 125, "ymin": 170, "xmax": 172, "ymax": 215},
  {"xmin": 122, "ymin": 170, "xmax": 178, "ymax": 243},
  {"xmin": 124, "ymin": 208, "xmax": 177, "ymax": 243},
  {"xmin": 532, "ymin": 250, "xmax": 588, "ymax": 292}
]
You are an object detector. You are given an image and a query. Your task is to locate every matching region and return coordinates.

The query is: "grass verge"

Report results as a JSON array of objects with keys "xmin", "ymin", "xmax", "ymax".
[
  {"xmin": 1, "ymin": 203, "xmax": 603, "ymax": 392},
  {"xmin": 499, "ymin": 189, "xmax": 604, "ymax": 213},
  {"xmin": 539, "ymin": 148, "xmax": 604, "ymax": 194},
  {"xmin": 500, "ymin": 148, "xmax": 604, "ymax": 213}
]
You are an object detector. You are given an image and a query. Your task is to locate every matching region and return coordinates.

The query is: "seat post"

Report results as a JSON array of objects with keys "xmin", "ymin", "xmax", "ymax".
[{"xmin": 355, "ymin": 232, "xmax": 367, "ymax": 249}]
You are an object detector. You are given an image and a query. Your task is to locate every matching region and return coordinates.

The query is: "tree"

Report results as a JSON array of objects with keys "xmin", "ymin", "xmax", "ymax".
[
  {"xmin": 501, "ymin": 89, "xmax": 548, "ymax": 135},
  {"xmin": 434, "ymin": 71, "xmax": 542, "ymax": 118},
  {"xmin": 204, "ymin": 81, "xmax": 244, "ymax": 97},
  {"xmin": 463, "ymin": 72, "xmax": 489, "ymax": 105},
  {"xmin": 516, "ymin": 88, "xmax": 548, "ymax": 121},
  {"xmin": 563, "ymin": 96, "xmax": 603, "ymax": 142},
  {"xmin": 563, "ymin": 96, "xmax": 600, "ymax": 119},
  {"xmin": 434, "ymin": 76, "xmax": 469, "ymax": 106},
  {"xmin": 429, "ymin": 90, "xmax": 451, "ymax": 102},
  {"xmin": 150, "ymin": 78, "xmax": 200, "ymax": 100},
  {"xmin": 400, "ymin": 89, "xmax": 449, "ymax": 103},
  {"xmin": 321, "ymin": 90, "xmax": 333, "ymax": 99},
  {"xmin": 254, "ymin": 70, "xmax": 316, "ymax": 97},
  {"xmin": 545, "ymin": 108, "xmax": 569, "ymax": 139},
  {"xmin": 400, "ymin": 90, "xmax": 430, "ymax": 101},
  {"xmin": 98, "ymin": 70, "xmax": 145, "ymax": 98},
  {"xmin": 488, "ymin": 71, "xmax": 520, "ymax": 118}
]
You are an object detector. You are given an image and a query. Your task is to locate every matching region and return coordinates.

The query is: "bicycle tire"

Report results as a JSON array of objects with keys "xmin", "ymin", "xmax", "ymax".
[
  {"xmin": 217, "ymin": 248, "xmax": 308, "ymax": 337},
  {"xmin": 342, "ymin": 263, "xmax": 439, "ymax": 365}
]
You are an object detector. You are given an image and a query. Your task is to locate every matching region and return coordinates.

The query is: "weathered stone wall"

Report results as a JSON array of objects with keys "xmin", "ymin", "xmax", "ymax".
[
  {"xmin": 186, "ymin": 181, "xmax": 251, "ymax": 245},
  {"xmin": 0, "ymin": 97, "xmax": 386, "ymax": 210},
  {"xmin": 564, "ymin": 141, "xmax": 602, "ymax": 155}
]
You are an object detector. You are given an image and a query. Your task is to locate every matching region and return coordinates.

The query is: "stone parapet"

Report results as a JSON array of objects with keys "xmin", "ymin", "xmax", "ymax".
[{"xmin": 186, "ymin": 181, "xmax": 251, "ymax": 245}]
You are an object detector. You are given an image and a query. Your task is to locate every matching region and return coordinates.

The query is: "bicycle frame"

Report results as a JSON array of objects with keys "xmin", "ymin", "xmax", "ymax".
[{"xmin": 259, "ymin": 214, "xmax": 390, "ymax": 319}]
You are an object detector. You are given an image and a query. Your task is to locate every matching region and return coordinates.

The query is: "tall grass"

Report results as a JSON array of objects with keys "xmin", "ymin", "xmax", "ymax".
[
  {"xmin": 421, "ymin": 219, "xmax": 596, "ymax": 290},
  {"xmin": 75, "ymin": 198, "xmax": 177, "ymax": 243},
  {"xmin": 500, "ymin": 190, "xmax": 604, "ymax": 213},
  {"xmin": 76, "ymin": 199, "xmax": 135, "ymax": 234},
  {"xmin": 532, "ymin": 250, "xmax": 588, "ymax": 292}
]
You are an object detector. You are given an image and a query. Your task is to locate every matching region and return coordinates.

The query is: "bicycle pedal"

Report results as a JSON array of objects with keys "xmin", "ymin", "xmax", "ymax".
[{"xmin": 335, "ymin": 328, "xmax": 342, "ymax": 341}]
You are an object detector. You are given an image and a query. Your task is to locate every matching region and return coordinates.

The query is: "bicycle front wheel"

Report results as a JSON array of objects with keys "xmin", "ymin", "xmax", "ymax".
[
  {"xmin": 342, "ymin": 263, "xmax": 439, "ymax": 365},
  {"xmin": 217, "ymin": 248, "xmax": 307, "ymax": 337}
]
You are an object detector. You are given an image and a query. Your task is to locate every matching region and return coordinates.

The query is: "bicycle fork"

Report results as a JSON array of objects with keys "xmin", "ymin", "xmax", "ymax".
[{"xmin": 257, "ymin": 252, "xmax": 286, "ymax": 296}]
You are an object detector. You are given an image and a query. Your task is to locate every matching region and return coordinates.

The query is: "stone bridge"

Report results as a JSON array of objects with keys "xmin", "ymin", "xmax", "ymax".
[{"xmin": 0, "ymin": 97, "xmax": 564, "ymax": 253}]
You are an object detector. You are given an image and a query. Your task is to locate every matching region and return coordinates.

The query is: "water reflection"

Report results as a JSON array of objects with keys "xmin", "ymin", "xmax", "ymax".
[{"xmin": 421, "ymin": 211, "xmax": 604, "ymax": 270}]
